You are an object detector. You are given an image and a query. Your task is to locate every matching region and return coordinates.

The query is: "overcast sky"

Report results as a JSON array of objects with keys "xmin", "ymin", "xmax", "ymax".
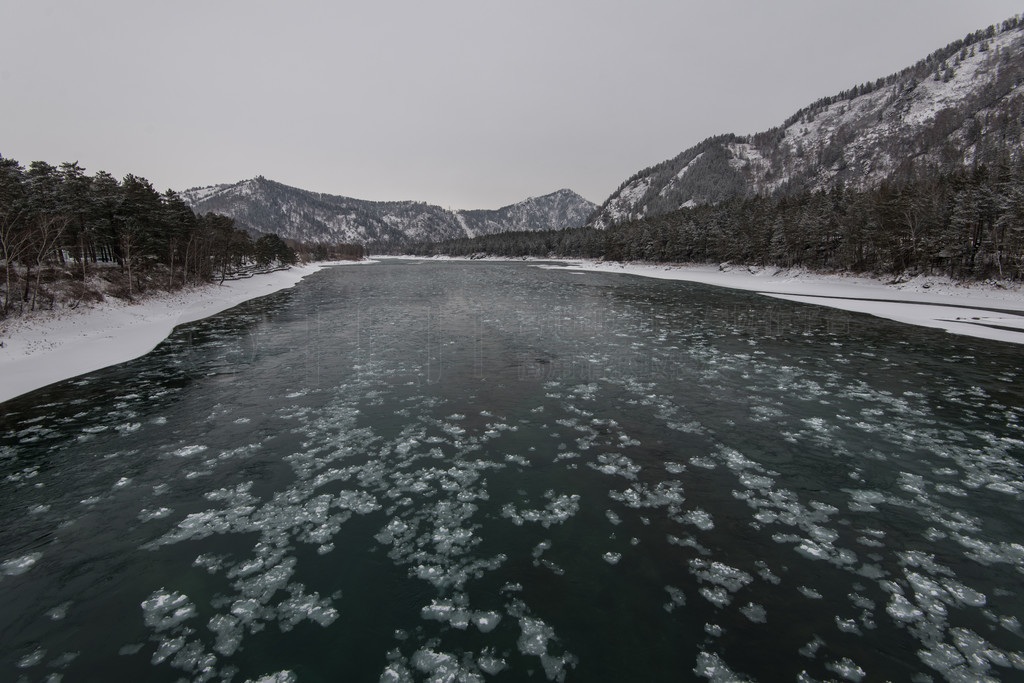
[{"xmin": 2, "ymin": 1, "xmax": 1022, "ymax": 209}]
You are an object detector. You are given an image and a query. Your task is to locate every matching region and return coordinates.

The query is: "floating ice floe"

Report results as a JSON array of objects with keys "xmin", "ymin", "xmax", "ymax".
[
  {"xmin": 501, "ymin": 491, "xmax": 581, "ymax": 528},
  {"xmin": 589, "ymin": 453, "xmax": 641, "ymax": 479},
  {"xmin": 1, "ymin": 552, "xmax": 43, "ymax": 577},
  {"xmin": 244, "ymin": 671, "xmax": 297, "ymax": 683},
  {"xmin": 15, "ymin": 647, "xmax": 45, "ymax": 668},
  {"xmin": 824, "ymin": 657, "xmax": 866, "ymax": 682},
  {"xmin": 510, "ymin": 606, "xmax": 577, "ymax": 682},
  {"xmin": 739, "ymin": 603, "xmax": 767, "ymax": 623},
  {"xmin": 141, "ymin": 589, "xmax": 197, "ymax": 632},
  {"xmin": 603, "ymin": 552, "xmax": 622, "ymax": 565},
  {"xmin": 694, "ymin": 650, "xmax": 751, "ymax": 681},
  {"xmin": 664, "ymin": 586, "xmax": 687, "ymax": 613}
]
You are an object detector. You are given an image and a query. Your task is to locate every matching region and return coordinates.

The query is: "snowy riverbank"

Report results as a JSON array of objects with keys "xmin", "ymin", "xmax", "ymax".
[
  {"xmin": 539, "ymin": 259, "xmax": 1024, "ymax": 345},
  {"xmin": 0, "ymin": 262, "xmax": 373, "ymax": 404},
  {"xmin": 3, "ymin": 256, "xmax": 1023, "ymax": 404},
  {"xmin": 394, "ymin": 255, "xmax": 1024, "ymax": 346}
]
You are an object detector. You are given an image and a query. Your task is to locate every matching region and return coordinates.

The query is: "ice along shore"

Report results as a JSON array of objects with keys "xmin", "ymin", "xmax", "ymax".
[
  {"xmin": 401, "ymin": 255, "xmax": 1024, "ymax": 345},
  {"xmin": 3, "ymin": 257, "xmax": 1024, "ymax": 404},
  {"xmin": 0, "ymin": 262, "xmax": 374, "ymax": 404}
]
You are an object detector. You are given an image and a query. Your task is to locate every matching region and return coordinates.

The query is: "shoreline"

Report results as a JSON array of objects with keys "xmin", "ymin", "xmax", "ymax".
[
  {"xmin": 3, "ymin": 256, "xmax": 1022, "ymax": 405},
  {"xmin": 545, "ymin": 260, "xmax": 1024, "ymax": 345},
  {"xmin": 0, "ymin": 261, "xmax": 374, "ymax": 404},
  {"xmin": 393, "ymin": 255, "xmax": 1024, "ymax": 345}
]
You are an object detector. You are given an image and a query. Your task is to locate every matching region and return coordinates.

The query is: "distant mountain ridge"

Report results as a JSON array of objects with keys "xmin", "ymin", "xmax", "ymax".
[
  {"xmin": 588, "ymin": 17, "xmax": 1024, "ymax": 228},
  {"xmin": 181, "ymin": 178, "xmax": 596, "ymax": 247}
]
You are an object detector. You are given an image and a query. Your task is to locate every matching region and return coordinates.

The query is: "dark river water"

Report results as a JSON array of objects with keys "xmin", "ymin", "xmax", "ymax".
[{"xmin": 2, "ymin": 260, "xmax": 1023, "ymax": 682}]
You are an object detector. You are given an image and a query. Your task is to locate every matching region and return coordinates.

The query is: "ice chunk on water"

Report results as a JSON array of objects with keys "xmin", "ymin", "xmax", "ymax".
[
  {"xmin": 410, "ymin": 648, "xmax": 480, "ymax": 682},
  {"xmin": 477, "ymin": 650, "xmax": 506, "ymax": 675},
  {"xmin": 16, "ymin": 647, "xmax": 45, "ymax": 668},
  {"xmin": 379, "ymin": 658, "xmax": 414, "ymax": 683},
  {"xmin": 699, "ymin": 586, "xmax": 731, "ymax": 608},
  {"xmin": 664, "ymin": 586, "xmax": 686, "ymax": 612},
  {"xmin": 2, "ymin": 552, "xmax": 42, "ymax": 576},
  {"xmin": 825, "ymin": 657, "xmax": 866, "ymax": 682},
  {"xmin": 150, "ymin": 635, "xmax": 185, "ymax": 665},
  {"xmin": 948, "ymin": 627, "xmax": 1009, "ymax": 672},
  {"xmin": 690, "ymin": 456, "xmax": 716, "ymax": 469},
  {"xmin": 610, "ymin": 481, "xmax": 685, "ymax": 509},
  {"xmin": 502, "ymin": 492, "xmax": 580, "ymax": 528},
  {"xmin": 689, "ymin": 560, "xmax": 753, "ymax": 593},
  {"xmin": 172, "ymin": 444, "xmax": 208, "ymax": 458},
  {"xmin": 505, "ymin": 453, "xmax": 530, "ymax": 467},
  {"xmin": 847, "ymin": 489, "xmax": 886, "ymax": 512},
  {"xmin": 518, "ymin": 617, "xmax": 555, "ymax": 656},
  {"xmin": 999, "ymin": 615, "xmax": 1022, "ymax": 635},
  {"xmin": 532, "ymin": 540, "xmax": 552, "ymax": 562},
  {"xmin": 694, "ymin": 651, "xmax": 751, "ymax": 681},
  {"xmin": 47, "ymin": 601, "xmax": 72, "ymax": 620},
  {"xmin": 473, "ymin": 611, "xmax": 502, "ymax": 633},
  {"xmin": 603, "ymin": 552, "xmax": 622, "ymax": 565},
  {"xmin": 835, "ymin": 616, "xmax": 862, "ymax": 634},
  {"xmin": 193, "ymin": 553, "xmax": 228, "ymax": 575},
  {"xmin": 230, "ymin": 598, "xmax": 263, "ymax": 624},
  {"xmin": 509, "ymin": 608, "xmax": 577, "ymax": 682},
  {"xmin": 590, "ymin": 453, "xmax": 640, "ymax": 479},
  {"xmin": 244, "ymin": 672, "xmax": 297, "ymax": 683},
  {"xmin": 277, "ymin": 584, "xmax": 339, "ymax": 631},
  {"xmin": 683, "ymin": 508, "xmax": 714, "ymax": 531},
  {"xmin": 668, "ymin": 534, "xmax": 711, "ymax": 555},
  {"xmin": 138, "ymin": 507, "xmax": 173, "ymax": 522},
  {"xmin": 208, "ymin": 613, "xmax": 242, "ymax": 656},
  {"xmin": 421, "ymin": 598, "xmax": 471, "ymax": 629},
  {"xmin": 885, "ymin": 593, "xmax": 924, "ymax": 623},
  {"xmin": 739, "ymin": 603, "xmax": 767, "ymax": 623},
  {"xmin": 141, "ymin": 589, "xmax": 197, "ymax": 632},
  {"xmin": 799, "ymin": 635, "xmax": 825, "ymax": 659}
]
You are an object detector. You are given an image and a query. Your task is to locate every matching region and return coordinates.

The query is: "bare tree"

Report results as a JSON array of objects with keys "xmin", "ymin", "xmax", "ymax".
[
  {"xmin": 27, "ymin": 214, "xmax": 70, "ymax": 311},
  {"xmin": 0, "ymin": 207, "xmax": 29, "ymax": 316}
]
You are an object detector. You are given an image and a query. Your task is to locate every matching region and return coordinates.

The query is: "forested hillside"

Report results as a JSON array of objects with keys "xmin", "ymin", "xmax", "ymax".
[
  {"xmin": 408, "ymin": 16, "xmax": 1024, "ymax": 281},
  {"xmin": 408, "ymin": 163, "xmax": 1024, "ymax": 279},
  {"xmin": 0, "ymin": 158, "xmax": 359, "ymax": 318},
  {"xmin": 588, "ymin": 17, "xmax": 1024, "ymax": 230}
]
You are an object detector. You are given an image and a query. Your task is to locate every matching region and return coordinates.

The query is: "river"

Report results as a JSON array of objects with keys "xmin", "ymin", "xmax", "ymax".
[{"xmin": 2, "ymin": 260, "xmax": 1023, "ymax": 682}]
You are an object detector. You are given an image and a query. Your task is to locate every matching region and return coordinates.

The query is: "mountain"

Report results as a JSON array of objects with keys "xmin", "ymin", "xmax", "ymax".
[
  {"xmin": 180, "ymin": 178, "xmax": 596, "ymax": 247},
  {"xmin": 589, "ymin": 17, "xmax": 1024, "ymax": 228}
]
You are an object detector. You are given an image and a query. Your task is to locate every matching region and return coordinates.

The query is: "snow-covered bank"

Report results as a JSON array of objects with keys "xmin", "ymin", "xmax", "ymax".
[
  {"xmin": 5, "ymin": 256, "xmax": 1021, "ymax": 406},
  {"xmin": 0, "ymin": 262, "xmax": 373, "ymax": 404},
  {"xmin": 537, "ymin": 260, "xmax": 1024, "ymax": 345}
]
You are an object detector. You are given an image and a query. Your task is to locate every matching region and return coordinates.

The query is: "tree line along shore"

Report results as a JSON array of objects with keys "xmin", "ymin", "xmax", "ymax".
[
  {"xmin": 404, "ymin": 162, "xmax": 1024, "ymax": 281},
  {"xmin": 0, "ymin": 156, "xmax": 363, "ymax": 318}
]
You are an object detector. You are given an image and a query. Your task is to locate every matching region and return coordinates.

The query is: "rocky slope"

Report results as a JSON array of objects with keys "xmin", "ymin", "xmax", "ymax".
[
  {"xmin": 589, "ymin": 18, "xmax": 1024, "ymax": 228},
  {"xmin": 182, "ymin": 178, "xmax": 596, "ymax": 247}
]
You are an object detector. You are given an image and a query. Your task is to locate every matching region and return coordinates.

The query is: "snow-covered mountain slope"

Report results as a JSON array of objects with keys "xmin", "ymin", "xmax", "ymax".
[
  {"xmin": 459, "ymin": 189, "xmax": 595, "ymax": 237},
  {"xmin": 181, "ymin": 177, "xmax": 596, "ymax": 246},
  {"xmin": 589, "ymin": 19, "xmax": 1024, "ymax": 228}
]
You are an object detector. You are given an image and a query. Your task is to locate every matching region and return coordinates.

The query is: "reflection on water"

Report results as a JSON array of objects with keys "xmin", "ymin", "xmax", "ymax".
[{"xmin": 1, "ymin": 260, "xmax": 1023, "ymax": 682}]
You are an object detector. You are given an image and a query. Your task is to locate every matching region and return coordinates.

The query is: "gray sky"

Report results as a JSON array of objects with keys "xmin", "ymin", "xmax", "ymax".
[{"xmin": 2, "ymin": 1, "xmax": 1022, "ymax": 209}]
